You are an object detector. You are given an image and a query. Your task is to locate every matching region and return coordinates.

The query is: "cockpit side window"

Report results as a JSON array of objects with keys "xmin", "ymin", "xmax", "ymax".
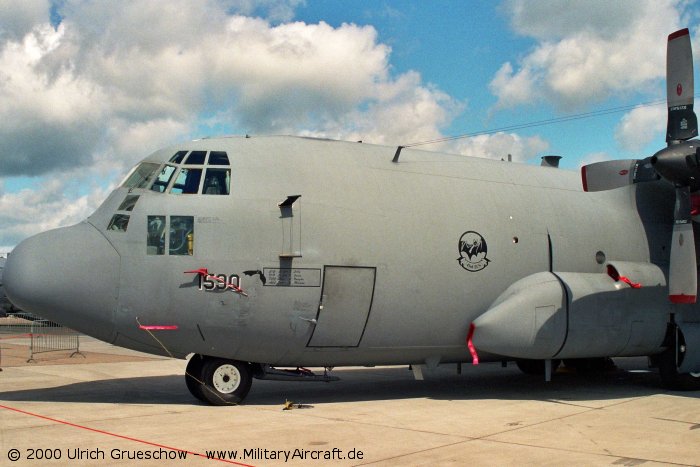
[
  {"xmin": 121, "ymin": 163, "xmax": 160, "ymax": 189},
  {"xmin": 170, "ymin": 168, "xmax": 202, "ymax": 194},
  {"xmin": 147, "ymin": 215, "xmax": 194, "ymax": 256},
  {"xmin": 107, "ymin": 214, "xmax": 130, "ymax": 232},
  {"xmin": 117, "ymin": 195, "xmax": 140, "ymax": 212},
  {"xmin": 202, "ymin": 168, "xmax": 231, "ymax": 195},
  {"xmin": 150, "ymin": 165, "xmax": 177, "ymax": 193},
  {"xmin": 184, "ymin": 150, "xmax": 206, "ymax": 165},
  {"xmin": 147, "ymin": 216, "xmax": 166, "ymax": 255},
  {"xmin": 169, "ymin": 216, "xmax": 194, "ymax": 255}
]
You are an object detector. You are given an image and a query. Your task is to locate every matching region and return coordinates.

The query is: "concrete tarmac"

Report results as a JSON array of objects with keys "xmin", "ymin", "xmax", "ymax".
[{"xmin": 1, "ymin": 337, "xmax": 699, "ymax": 466}]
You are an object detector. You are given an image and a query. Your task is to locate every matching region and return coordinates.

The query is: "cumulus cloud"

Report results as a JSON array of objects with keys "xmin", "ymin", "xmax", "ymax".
[
  {"xmin": 1, "ymin": 1, "xmax": 485, "ymax": 249},
  {"xmin": 492, "ymin": 0, "xmax": 684, "ymax": 111},
  {"xmin": 579, "ymin": 151, "xmax": 612, "ymax": 167},
  {"xmin": 217, "ymin": 18, "xmax": 394, "ymax": 133},
  {"xmin": 222, "ymin": 0, "xmax": 306, "ymax": 23},
  {"xmin": 0, "ymin": 179, "xmax": 112, "ymax": 249},
  {"xmin": 100, "ymin": 118, "xmax": 194, "ymax": 176},
  {"xmin": 615, "ymin": 105, "xmax": 666, "ymax": 152},
  {"xmin": 0, "ymin": 24, "xmax": 106, "ymax": 175},
  {"xmin": 506, "ymin": 0, "xmax": 645, "ymax": 40},
  {"xmin": 0, "ymin": 0, "xmax": 461, "ymax": 179},
  {"xmin": 451, "ymin": 132, "xmax": 549, "ymax": 162},
  {"xmin": 300, "ymin": 71, "xmax": 462, "ymax": 145},
  {"xmin": 0, "ymin": 0, "xmax": 50, "ymax": 41}
]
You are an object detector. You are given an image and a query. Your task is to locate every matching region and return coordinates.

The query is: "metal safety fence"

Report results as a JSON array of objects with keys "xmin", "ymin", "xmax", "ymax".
[
  {"xmin": 27, "ymin": 320, "xmax": 83, "ymax": 362},
  {"xmin": 0, "ymin": 317, "xmax": 83, "ymax": 365}
]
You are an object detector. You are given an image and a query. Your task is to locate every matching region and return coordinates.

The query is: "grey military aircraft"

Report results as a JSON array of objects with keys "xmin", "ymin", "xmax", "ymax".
[{"xmin": 4, "ymin": 29, "xmax": 700, "ymax": 405}]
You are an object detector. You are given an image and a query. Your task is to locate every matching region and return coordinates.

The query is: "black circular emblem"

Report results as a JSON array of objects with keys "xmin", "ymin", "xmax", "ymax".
[{"xmin": 458, "ymin": 231, "xmax": 490, "ymax": 272}]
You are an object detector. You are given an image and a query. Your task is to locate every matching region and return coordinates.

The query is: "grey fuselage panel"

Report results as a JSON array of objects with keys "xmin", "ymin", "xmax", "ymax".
[{"xmin": 38, "ymin": 136, "xmax": 691, "ymax": 365}]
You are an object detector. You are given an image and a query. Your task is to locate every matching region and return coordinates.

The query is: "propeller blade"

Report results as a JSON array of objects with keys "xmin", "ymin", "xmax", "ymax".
[
  {"xmin": 581, "ymin": 158, "xmax": 658, "ymax": 192},
  {"xmin": 582, "ymin": 159, "xmax": 636, "ymax": 192},
  {"xmin": 666, "ymin": 28, "xmax": 697, "ymax": 142},
  {"xmin": 669, "ymin": 185, "xmax": 697, "ymax": 303}
]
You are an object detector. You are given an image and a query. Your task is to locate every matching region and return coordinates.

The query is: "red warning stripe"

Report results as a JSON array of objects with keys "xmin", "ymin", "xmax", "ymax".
[
  {"xmin": 618, "ymin": 275, "xmax": 642, "ymax": 289},
  {"xmin": 138, "ymin": 325, "xmax": 178, "ymax": 331},
  {"xmin": 668, "ymin": 28, "xmax": 689, "ymax": 41},
  {"xmin": 466, "ymin": 323, "xmax": 479, "ymax": 365},
  {"xmin": 670, "ymin": 294, "xmax": 696, "ymax": 304},
  {"xmin": 606, "ymin": 265, "xmax": 642, "ymax": 288},
  {"xmin": 185, "ymin": 267, "xmax": 211, "ymax": 276}
]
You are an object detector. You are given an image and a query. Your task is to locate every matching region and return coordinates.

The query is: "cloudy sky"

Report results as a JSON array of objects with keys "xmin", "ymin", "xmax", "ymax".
[{"xmin": 0, "ymin": 0, "xmax": 698, "ymax": 252}]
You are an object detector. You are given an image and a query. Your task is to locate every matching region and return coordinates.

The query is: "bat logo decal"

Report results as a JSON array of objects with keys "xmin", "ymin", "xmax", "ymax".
[{"xmin": 458, "ymin": 231, "xmax": 490, "ymax": 272}]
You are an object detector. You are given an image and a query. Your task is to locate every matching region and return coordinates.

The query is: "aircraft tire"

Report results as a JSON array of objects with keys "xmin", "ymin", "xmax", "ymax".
[
  {"xmin": 515, "ymin": 359, "xmax": 560, "ymax": 375},
  {"xmin": 185, "ymin": 354, "xmax": 207, "ymax": 402},
  {"xmin": 657, "ymin": 347, "xmax": 700, "ymax": 391},
  {"xmin": 200, "ymin": 358, "xmax": 252, "ymax": 405}
]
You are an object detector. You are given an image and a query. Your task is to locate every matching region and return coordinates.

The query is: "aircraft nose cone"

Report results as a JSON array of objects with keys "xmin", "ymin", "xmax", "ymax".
[{"xmin": 4, "ymin": 222, "xmax": 119, "ymax": 341}]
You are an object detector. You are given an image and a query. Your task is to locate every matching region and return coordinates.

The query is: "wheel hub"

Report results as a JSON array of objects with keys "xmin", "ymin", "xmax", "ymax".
[{"xmin": 212, "ymin": 364, "xmax": 241, "ymax": 394}]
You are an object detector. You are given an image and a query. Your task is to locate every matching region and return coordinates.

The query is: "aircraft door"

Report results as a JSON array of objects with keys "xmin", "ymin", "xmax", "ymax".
[{"xmin": 307, "ymin": 266, "xmax": 376, "ymax": 347}]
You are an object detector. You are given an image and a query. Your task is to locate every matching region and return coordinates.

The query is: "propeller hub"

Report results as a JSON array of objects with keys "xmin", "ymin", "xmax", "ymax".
[{"xmin": 650, "ymin": 140, "xmax": 700, "ymax": 188}]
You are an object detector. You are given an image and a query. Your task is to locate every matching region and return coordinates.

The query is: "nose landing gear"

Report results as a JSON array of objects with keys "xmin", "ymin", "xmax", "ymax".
[{"xmin": 185, "ymin": 355, "xmax": 252, "ymax": 405}]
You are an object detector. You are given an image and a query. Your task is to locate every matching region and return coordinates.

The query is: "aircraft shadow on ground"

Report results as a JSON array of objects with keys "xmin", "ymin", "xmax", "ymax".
[{"xmin": 0, "ymin": 363, "xmax": 697, "ymax": 406}]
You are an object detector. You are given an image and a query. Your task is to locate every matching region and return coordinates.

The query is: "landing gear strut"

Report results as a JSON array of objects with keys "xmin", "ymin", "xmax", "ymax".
[
  {"xmin": 655, "ymin": 324, "xmax": 700, "ymax": 391},
  {"xmin": 185, "ymin": 355, "xmax": 253, "ymax": 405},
  {"xmin": 515, "ymin": 358, "xmax": 560, "ymax": 376}
]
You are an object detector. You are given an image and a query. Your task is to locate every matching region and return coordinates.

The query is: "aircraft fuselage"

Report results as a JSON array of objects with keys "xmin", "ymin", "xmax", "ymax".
[{"xmin": 7, "ymin": 136, "xmax": 692, "ymax": 370}]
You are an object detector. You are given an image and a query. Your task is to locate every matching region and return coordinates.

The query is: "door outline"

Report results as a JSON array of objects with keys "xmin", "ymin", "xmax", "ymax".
[{"xmin": 306, "ymin": 265, "xmax": 377, "ymax": 348}]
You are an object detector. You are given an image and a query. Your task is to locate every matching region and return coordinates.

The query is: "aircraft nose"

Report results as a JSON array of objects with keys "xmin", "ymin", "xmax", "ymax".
[{"xmin": 4, "ymin": 222, "xmax": 119, "ymax": 342}]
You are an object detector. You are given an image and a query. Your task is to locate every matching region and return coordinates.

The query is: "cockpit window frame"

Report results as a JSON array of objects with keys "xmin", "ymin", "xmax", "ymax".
[
  {"xmin": 107, "ymin": 214, "xmax": 130, "ymax": 232},
  {"xmin": 149, "ymin": 164, "xmax": 177, "ymax": 193},
  {"xmin": 169, "ymin": 215, "xmax": 195, "ymax": 256},
  {"xmin": 208, "ymin": 151, "xmax": 230, "ymax": 165},
  {"xmin": 126, "ymin": 150, "xmax": 232, "ymax": 196},
  {"xmin": 169, "ymin": 151, "xmax": 188, "ymax": 164},
  {"xmin": 202, "ymin": 168, "xmax": 231, "ymax": 195},
  {"xmin": 120, "ymin": 162, "xmax": 161, "ymax": 190},
  {"xmin": 147, "ymin": 215, "xmax": 167, "ymax": 255},
  {"xmin": 184, "ymin": 150, "xmax": 207, "ymax": 165},
  {"xmin": 170, "ymin": 167, "xmax": 204, "ymax": 194},
  {"xmin": 117, "ymin": 195, "xmax": 140, "ymax": 212}
]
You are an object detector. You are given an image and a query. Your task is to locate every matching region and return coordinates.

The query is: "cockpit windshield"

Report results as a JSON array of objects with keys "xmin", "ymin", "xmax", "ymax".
[
  {"xmin": 203, "ymin": 168, "xmax": 230, "ymax": 195},
  {"xmin": 150, "ymin": 165, "xmax": 177, "ymax": 193},
  {"xmin": 208, "ymin": 151, "xmax": 229, "ymax": 165},
  {"xmin": 169, "ymin": 151, "xmax": 188, "ymax": 164},
  {"xmin": 184, "ymin": 151, "xmax": 207, "ymax": 164},
  {"xmin": 171, "ymin": 168, "xmax": 203, "ymax": 194},
  {"xmin": 121, "ymin": 163, "xmax": 160, "ymax": 189},
  {"xmin": 121, "ymin": 151, "xmax": 231, "ymax": 195}
]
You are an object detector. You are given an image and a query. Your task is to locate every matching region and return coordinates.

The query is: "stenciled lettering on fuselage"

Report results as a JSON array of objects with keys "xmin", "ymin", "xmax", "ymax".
[
  {"xmin": 198, "ymin": 273, "xmax": 241, "ymax": 291},
  {"xmin": 457, "ymin": 231, "xmax": 490, "ymax": 272},
  {"xmin": 263, "ymin": 268, "xmax": 321, "ymax": 287}
]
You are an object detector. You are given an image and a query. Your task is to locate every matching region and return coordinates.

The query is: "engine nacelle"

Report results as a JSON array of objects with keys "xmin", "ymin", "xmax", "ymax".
[{"xmin": 472, "ymin": 262, "xmax": 669, "ymax": 360}]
